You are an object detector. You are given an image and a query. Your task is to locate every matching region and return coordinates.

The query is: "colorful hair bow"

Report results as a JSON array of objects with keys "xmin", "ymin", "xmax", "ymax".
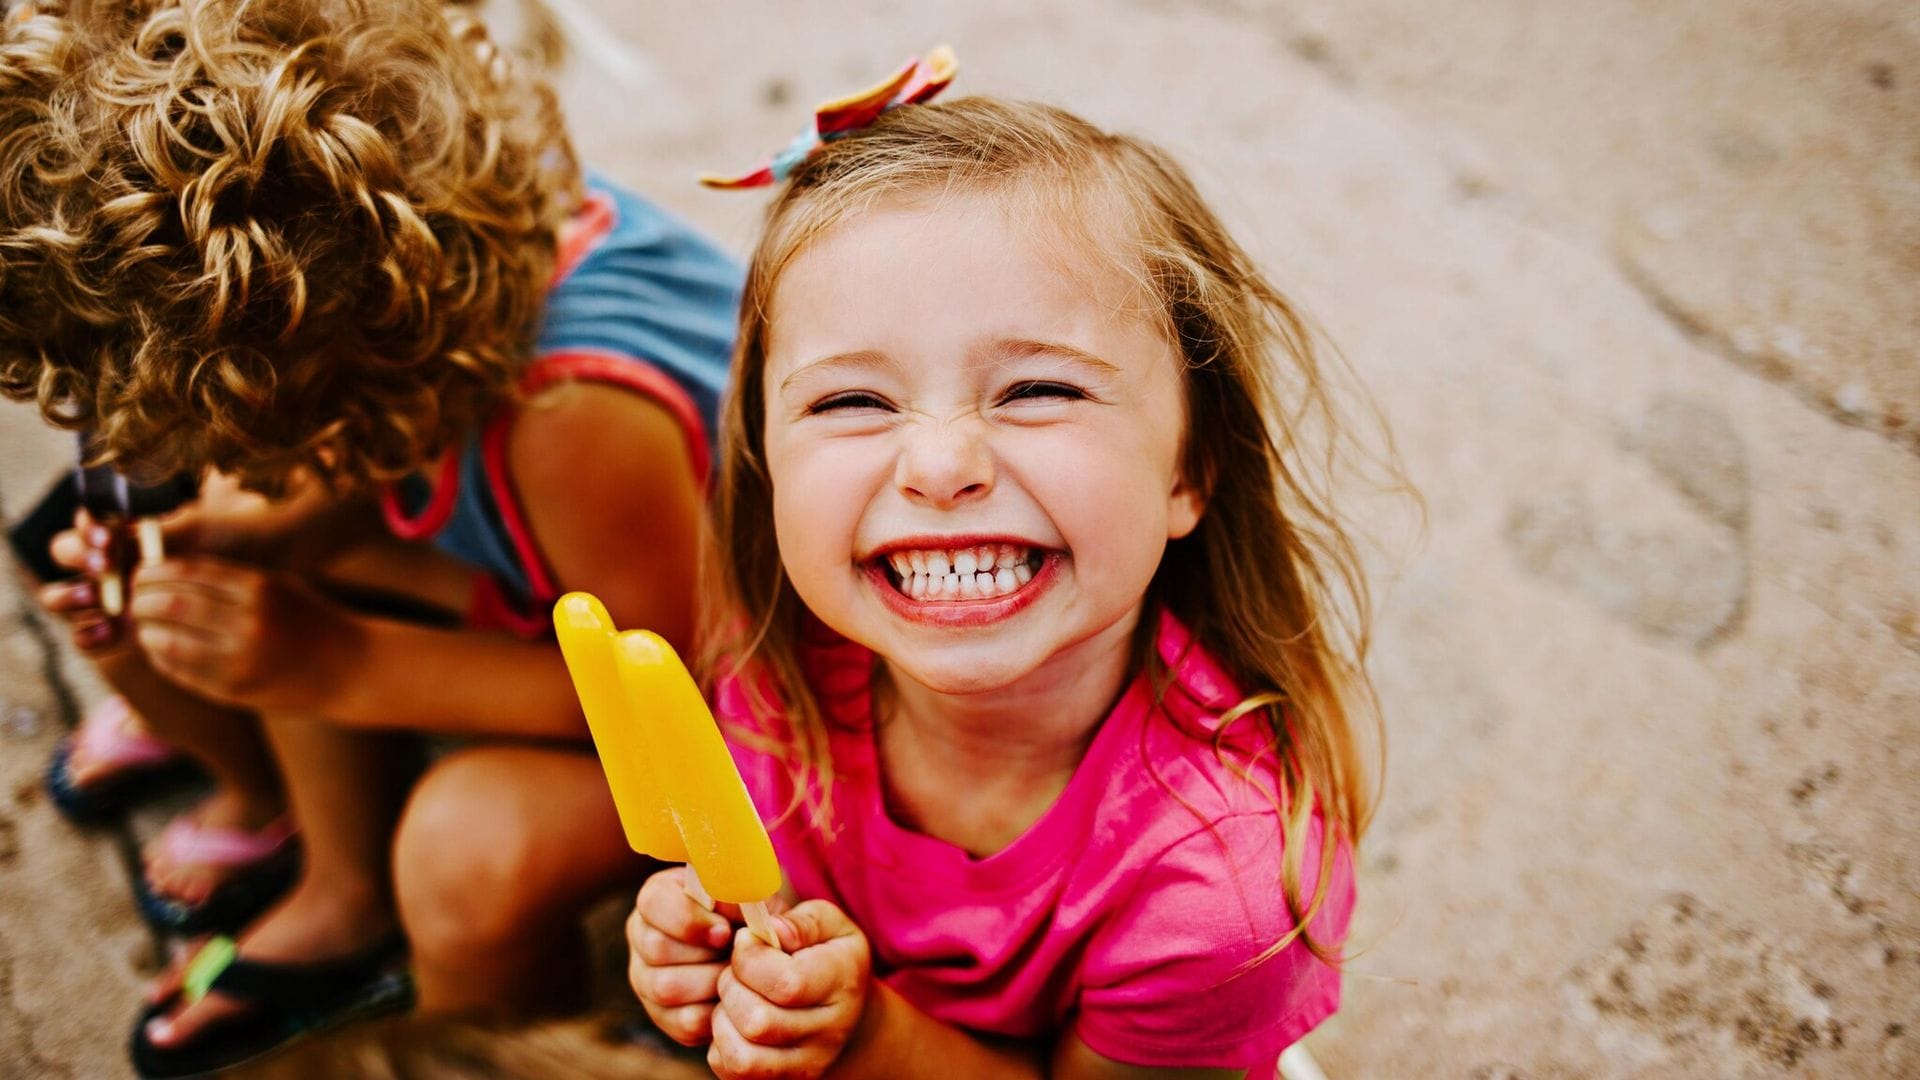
[{"xmin": 700, "ymin": 45, "xmax": 958, "ymax": 190}]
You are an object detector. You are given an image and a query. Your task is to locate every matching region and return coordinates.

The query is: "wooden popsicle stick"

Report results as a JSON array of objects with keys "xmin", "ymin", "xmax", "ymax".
[
  {"xmin": 99, "ymin": 571, "xmax": 125, "ymax": 616},
  {"xmin": 135, "ymin": 517, "xmax": 165, "ymax": 567},
  {"xmin": 683, "ymin": 865, "xmax": 714, "ymax": 911},
  {"xmin": 740, "ymin": 901, "xmax": 783, "ymax": 953}
]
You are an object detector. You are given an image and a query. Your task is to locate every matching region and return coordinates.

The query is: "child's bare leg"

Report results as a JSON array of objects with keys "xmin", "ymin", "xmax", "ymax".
[
  {"xmin": 87, "ymin": 650, "xmax": 285, "ymax": 903},
  {"xmin": 144, "ymin": 710, "xmax": 412, "ymax": 1047},
  {"xmin": 394, "ymin": 746, "xmax": 642, "ymax": 1016}
]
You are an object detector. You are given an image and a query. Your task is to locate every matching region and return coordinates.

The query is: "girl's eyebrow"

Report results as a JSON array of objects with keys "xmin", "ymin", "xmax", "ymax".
[
  {"xmin": 779, "ymin": 349, "xmax": 892, "ymax": 392},
  {"xmin": 990, "ymin": 338, "xmax": 1121, "ymax": 375},
  {"xmin": 778, "ymin": 339, "xmax": 1119, "ymax": 392}
]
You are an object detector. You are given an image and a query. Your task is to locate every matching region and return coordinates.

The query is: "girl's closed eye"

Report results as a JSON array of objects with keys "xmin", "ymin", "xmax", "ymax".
[
  {"xmin": 808, "ymin": 390, "xmax": 894, "ymax": 415},
  {"xmin": 998, "ymin": 380, "xmax": 1088, "ymax": 405}
]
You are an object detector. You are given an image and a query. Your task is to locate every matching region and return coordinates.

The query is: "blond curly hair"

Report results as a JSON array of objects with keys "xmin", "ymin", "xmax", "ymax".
[{"xmin": 0, "ymin": 0, "xmax": 580, "ymax": 492}]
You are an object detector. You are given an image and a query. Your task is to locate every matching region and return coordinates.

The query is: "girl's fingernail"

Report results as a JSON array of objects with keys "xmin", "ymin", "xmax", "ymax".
[
  {"xmin": 86, "ymin": 553, "xmax": 106, "ymax": 572},
  {"xmin": 81, "ymin": 623, "xmax": 111, "ymax": 644},
  {"xmin": 89, "ymin": 527, "xmax": 109, "ymax": 546}
]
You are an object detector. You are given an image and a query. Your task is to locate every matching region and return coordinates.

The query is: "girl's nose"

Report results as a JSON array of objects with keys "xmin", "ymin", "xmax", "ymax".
[{"xmin": 895, "ymin": 418, "xmax": 994, "ymax": 508}]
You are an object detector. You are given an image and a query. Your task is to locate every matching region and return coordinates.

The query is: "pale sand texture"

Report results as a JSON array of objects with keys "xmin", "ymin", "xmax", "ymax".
[{"xmin": 2, "ymin": 1, "xmax": 1915, "ymax": 1076}]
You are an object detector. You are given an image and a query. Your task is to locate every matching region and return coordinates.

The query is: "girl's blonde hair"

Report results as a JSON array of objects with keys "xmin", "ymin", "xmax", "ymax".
[
  {"xmin": 0, "ymin": 0, "xmax": 579, "ymax": 493},
  {"xmin": 707, "ymin": 97, "xmax": 1387, "ymax": 964}
]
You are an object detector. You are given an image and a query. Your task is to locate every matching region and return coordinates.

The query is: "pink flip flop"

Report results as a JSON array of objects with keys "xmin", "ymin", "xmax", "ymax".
[
  {"xmin": 154, "ymin": 814, "xmax": 299, "ymax": 869},
  {"xmin": 134, "ymin": 813, "xmax": 301, "ymax": 936},
  {"xmin": 44, "ymin": 696, "xmax": 196, "ymax": 824}
]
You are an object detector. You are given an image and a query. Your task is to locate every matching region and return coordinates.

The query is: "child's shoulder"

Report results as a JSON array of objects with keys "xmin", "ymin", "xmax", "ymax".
[
  {"xmin": 1117, "ymin": 610, "xmax": 1296, "ymax": 818},
  {"xmin": 1069, "ymin": 612, "xmax": 1353, "ymax": 1066}
]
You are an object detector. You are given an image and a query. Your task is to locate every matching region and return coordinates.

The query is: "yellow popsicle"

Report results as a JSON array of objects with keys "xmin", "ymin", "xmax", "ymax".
[
  {"xmin": 553, "ymin": 593, "xmax": 687, "ymax": 862},
  {"xmin": 612, "ymin": 629, "xmax": 782, "ymax": 906}
]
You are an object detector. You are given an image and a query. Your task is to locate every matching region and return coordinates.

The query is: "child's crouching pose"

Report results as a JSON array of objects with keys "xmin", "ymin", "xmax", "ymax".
[
  {"xmin": 627, "ymin": 95, "xmax": 1381, "ymax": 1078},
  {"xmin": 1, "ymin": 1, "xmax": 737, "ymax": 1074}
]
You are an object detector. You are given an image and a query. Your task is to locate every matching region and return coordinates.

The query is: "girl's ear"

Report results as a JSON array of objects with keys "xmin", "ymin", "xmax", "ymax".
[{"xmin": 1166, "ymin": 464, "xmax": 1209, "ymax": 541}]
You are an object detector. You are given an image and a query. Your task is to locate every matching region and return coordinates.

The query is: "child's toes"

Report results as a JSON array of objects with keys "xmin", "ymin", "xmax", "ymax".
[
  {"xmin": 146, "ymin": 992, "xmax": 247, "ymax": 1048},
  {"xmin": 144, "ymin": 956, "xmax": 188, "ymax": 1005}
]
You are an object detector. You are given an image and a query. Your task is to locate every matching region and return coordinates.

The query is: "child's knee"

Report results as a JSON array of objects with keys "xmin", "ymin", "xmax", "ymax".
[{"xmin": 393, "ymin": 754, "xmax": 548, "ymax": 953}]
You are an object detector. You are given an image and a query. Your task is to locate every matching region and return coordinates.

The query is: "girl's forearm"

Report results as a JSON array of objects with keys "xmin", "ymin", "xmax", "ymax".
[
  {"xmin": 831, "ymin": 982, "xmax": 1046, "ymax": 1080},
  {"xmin": 320, "ymin": 616, "xmax": 588, "ymax": 739}
]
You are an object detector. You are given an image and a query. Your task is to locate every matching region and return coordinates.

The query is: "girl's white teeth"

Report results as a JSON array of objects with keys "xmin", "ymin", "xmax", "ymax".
[{"xmin": 884, "ymin": 545, "xmax": 1040, "ymax": 602}]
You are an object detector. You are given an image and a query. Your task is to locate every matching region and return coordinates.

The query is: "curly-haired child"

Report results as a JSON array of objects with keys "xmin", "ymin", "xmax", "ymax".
[{"xmin": 0, "ymin": 0, "xmax": 739, "ymax": 1073}]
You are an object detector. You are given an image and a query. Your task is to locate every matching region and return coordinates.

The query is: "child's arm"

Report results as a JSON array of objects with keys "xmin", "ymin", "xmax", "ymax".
[
  {"xmin": 712, "ymin": 904, "xmax": 1246, "ymax": 1080},
  {"xmin": 126, "ymin": 387, "xmax": 702, "ymax": 738}
]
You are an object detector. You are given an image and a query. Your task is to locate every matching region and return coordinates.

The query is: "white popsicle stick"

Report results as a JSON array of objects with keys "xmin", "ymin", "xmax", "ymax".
[
  {"xmin": 682, "ymin": 867, "xmax": 784, "ymax": 953},
  {"xmin": 135, "ymin": 517, "xmax": 165, "ymax": 567},
  {"xmin": 99, "ymin": 571, "xmax": 125, "ymax": 616}
]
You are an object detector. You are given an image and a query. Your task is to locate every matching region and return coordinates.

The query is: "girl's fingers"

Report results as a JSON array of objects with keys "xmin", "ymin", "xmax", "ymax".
[
  {"xmin": 729, "ymin": 928, "xmax": 839, "ymax": 1009},
  {"xmin": 635, "ymin": 922, "xmax": 725, "ymax": 967},
  {"xmin": 646, "ymin": 1001, "xmax": 716, "ymax": 1048},
  {"xmin": 640, "ymin": 869, "xmax": 735, "ymax": 950},
  {"xmin": 715, "ymin": 966, "xmax": 813, "ymax": 1048},
  {"xmin": 632, "ymin": 958, "xmax": 726, "ymax": 1009}
]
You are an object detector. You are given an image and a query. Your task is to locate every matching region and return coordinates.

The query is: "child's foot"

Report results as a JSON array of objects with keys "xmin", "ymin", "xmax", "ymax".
[
  {"xmin": 138, "ymin": 882, "xmax": 405, "ymax": 1064},
  {"xmin": 141, "ymin": 791, "xmax": 291, "ymax": 908},
  {"xmin": 132, "ymin": 792, "xmax": 299, "ymax": 937},
  {"xmin": 44, "ymin": 696, "xmax": 195, "ymax": 823}
]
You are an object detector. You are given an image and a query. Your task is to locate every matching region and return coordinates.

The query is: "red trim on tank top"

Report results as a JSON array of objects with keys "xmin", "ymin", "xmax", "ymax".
[
  {"xmin": 377, "ymin": 189, "xmax": 620, "ymax": 547},
  {"xmin": 466, "ymin": 569, "xmax": 554, "ymax": 640},
  {"xmin": 552, "ymin": 190, "xmax": 617, "ymax": 285},
  {"xmin": 479, "ymin": 350, "xmax": 714, "ymax": 611},
  {"xmin": 379, "ymin": 449, "xmax": 461, "ymax": 541}
]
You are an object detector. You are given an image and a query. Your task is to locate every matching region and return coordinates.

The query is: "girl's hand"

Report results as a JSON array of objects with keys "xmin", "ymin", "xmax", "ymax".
[
  {"xmin": 127, "ymin": 555, "xmax": 362, "ymax": 712},
  {"xmin": 709, "ymin": 900, "xmax": 873, "ymax": 1080},
  {"xmin": 627, "ymin": 866, "xmax": 738, "ymax": 1045}
]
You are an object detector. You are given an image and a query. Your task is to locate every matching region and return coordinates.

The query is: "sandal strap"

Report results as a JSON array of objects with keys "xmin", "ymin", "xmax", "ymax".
[
  {"xmin": 72, "ymin": 697, "xmax": 176, "ymax": 770},
  {"xmin": 207, "ymin": 934, "xmax": 408, "ymax": 1013},
  {"xmin": 159, "ymin": 814, "xmax": 297, "ymax": 868}
]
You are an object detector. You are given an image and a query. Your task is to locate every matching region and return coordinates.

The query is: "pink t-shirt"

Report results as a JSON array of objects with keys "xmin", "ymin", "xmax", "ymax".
[{"xmin": 715, "ymin": 610, "xmax": 1353, "ymax": 1073}]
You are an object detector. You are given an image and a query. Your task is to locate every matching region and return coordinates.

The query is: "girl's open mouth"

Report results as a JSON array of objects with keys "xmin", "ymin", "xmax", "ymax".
[{"xmin": 873, "ymin": 542, "xmax": 1048, "ymax": 603}]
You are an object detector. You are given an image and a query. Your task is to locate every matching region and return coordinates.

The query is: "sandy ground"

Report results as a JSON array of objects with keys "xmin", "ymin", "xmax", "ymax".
[{"xmin": 3, "ymin": 1, "xmax": 1916, "ymax": 1076}]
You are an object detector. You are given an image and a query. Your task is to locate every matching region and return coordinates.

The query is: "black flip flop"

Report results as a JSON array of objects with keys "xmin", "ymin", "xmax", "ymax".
[
  {"xmin": 44, "ymin": 736, "xmax": 201, "ymax": 827},
  {"xmin": 129, "ymin": 932, "xmax": 413, "ymax": 1079}
]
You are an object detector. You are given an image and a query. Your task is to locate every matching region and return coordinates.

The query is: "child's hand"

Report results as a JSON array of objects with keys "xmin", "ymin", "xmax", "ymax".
[
  {"xmin": 40, "ymin": 511, "xmax": 129, "ymax": 654},
  {"xmin": 127, "ymin": 555, "xmax": 362, "ymax": 712},
  {"xmin": 626, "ymin": 866, "xmax": 737, "ymax": 1045},
  {"xmin": 708, "ymin": 900, "xmax": 872, "ymax": 1080},
  {"xmin": 38, "ymin": 502, "xmax": 258, "ymax": 657}
]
